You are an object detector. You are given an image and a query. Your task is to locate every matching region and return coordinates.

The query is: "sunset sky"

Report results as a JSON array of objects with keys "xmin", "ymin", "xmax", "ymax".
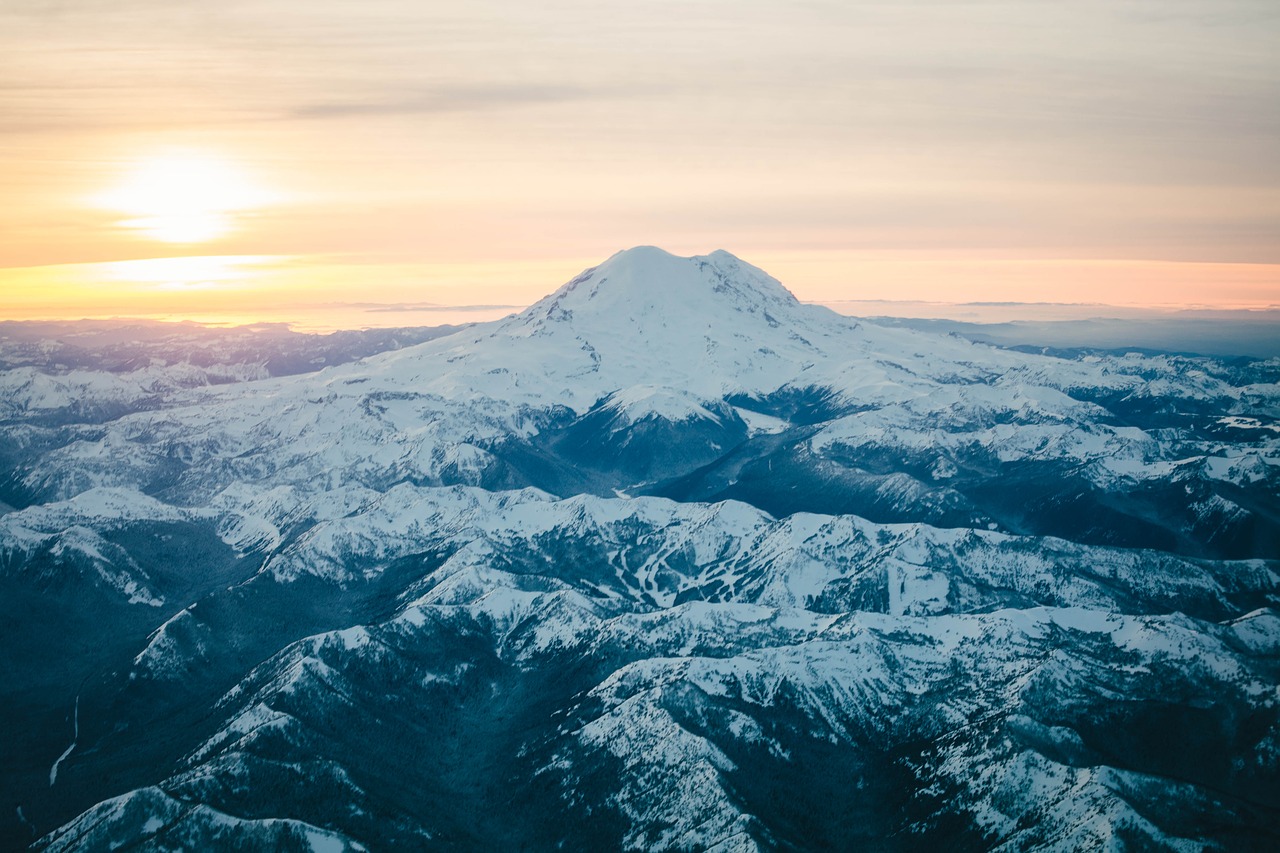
[{"xmin": 3, "ymin": 0, "xmax": 1278, "ymax": 328}]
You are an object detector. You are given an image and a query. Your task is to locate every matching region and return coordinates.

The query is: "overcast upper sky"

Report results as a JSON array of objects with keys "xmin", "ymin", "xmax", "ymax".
[{"xmin": 2, "ymin": 0, "xmax": 1278, "ymax": 324}]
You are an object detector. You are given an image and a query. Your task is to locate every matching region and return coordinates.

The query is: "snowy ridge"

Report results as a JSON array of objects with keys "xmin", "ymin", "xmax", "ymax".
[
  {"xmin": 39, "ymin": 787, "xmax": 365, "ymax": 853},
  {"xmin": 0, "ymin": 489, "xmax": 192, "ymax": 606},
  {"xmin": 88, "ymin": 581, "xmax": 1279, "ymax": 852},
  {"xmin": 222, "ymin": 485, "xmax": 1276, "ymax": 619}
]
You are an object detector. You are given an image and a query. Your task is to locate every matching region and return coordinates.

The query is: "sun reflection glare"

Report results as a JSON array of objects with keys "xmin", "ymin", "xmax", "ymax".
[
  {"xmin": 101, "ymin": 255, "xmax": 278, "ymax": 291},
  {"xmin": 96, "ymin": 153, "xmax": 275, "ymax": 243}
]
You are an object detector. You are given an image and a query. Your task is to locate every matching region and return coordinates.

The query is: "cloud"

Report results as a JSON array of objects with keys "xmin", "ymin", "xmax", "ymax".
[
  {"xmin": 291, "ymin": 83, "xmax": 628, "ymax": 120},
  {"xmin": 362, "ymin": 302, "xmax": 522, "ymax": 313}
]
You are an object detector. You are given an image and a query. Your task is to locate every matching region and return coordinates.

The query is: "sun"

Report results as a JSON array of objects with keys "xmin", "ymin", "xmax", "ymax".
[{"xmin": 97, "ymin": 152, "xmax": 274, "ymax": 243}]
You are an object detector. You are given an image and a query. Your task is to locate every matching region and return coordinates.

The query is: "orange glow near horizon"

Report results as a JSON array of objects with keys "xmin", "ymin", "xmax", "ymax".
[
  {"xmin": 2, "ymin": 3, "xmax": 1278, "ymax": 325},
  {"xmin": 2, "ymin": 252, "xmax": 1277, "ymax": 333}
]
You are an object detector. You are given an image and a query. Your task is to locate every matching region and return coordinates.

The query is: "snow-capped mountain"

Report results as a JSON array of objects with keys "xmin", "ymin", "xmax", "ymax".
[
  {"xmin": 10, "ymin": 248, "xmax": 1275, "ymax": 555},
  {"xmin": 2, "ymin": 248, "xmax": 1277, "ymax": 850}
]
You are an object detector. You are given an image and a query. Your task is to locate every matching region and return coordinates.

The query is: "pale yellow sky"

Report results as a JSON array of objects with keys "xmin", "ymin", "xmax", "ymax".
[{"xmin": 2, "ymin": 1, "xmax": 1279, "ymax": 325}]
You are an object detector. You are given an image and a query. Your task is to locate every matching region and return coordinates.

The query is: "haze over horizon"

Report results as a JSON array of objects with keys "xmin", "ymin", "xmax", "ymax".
[{"xmin": 3, "ymin": 1, "xmax": 1279, "ymax": 326}]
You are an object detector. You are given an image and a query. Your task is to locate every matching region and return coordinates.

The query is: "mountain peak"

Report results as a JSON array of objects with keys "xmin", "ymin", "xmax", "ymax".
[
  {"xmin": 531, "ymin": 246, "xmax": 801, "ymax": 326},
  {"xmin": 361, "ymin": 247, "xmax": 856, "ymax": 412},
  {"xmin": 401, "ymin": 247, "xmax": 852, "ymax": 408}
]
